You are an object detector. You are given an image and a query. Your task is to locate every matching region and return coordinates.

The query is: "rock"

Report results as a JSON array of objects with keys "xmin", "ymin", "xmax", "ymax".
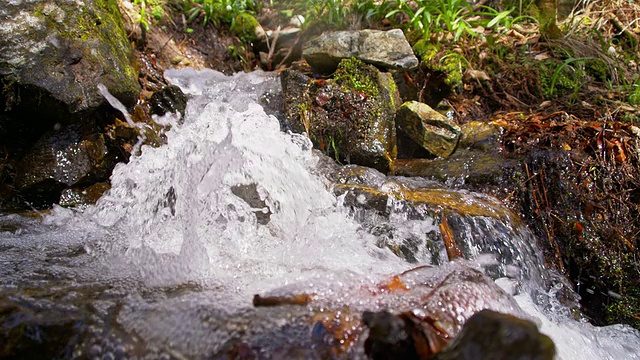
[
  {"xmin": 393, "ymin": 121, "xmax": 521, "ymax": 195},
  {"xmin": 433, "ymin": 310, "xmax": 555, "ymax": 360},
  {"xmin": 149, "ymin": 85, "xmax": 188, "ymax": 117},
  {"xmin": 13, "ymin": 124, "xmax": 112, "ymax": 208},
  {"xmin": 230, "ymin": 183, "xmax": 272, "ymax": 225},
  {"xmin": 363, "ymin": 267, "xmax": 528, "ymax": 359},
  {"xmin": 302, "ymin": 29, "xmax": 418, "ymax": 74},
  {"xmin": 281, "ymin": 58, "xmax": 399, "ymax": 172},
  {"xmin": 332, "ymin": 172, "xmax": 539, "ymax": 270},
  {"xmin": 396, "ymin": 101, "xmax": 461, "ymax": 158},
  {"xmin": 58, "ymin": 182, "xmax": 111, "ymax": 208},
  {"xmin": 0, "ymin": 0, "xmax": 140, "ymax": 118},
  {"xmin": 363, "ymin": 310, "xmax": 420, "ymax": 360}
]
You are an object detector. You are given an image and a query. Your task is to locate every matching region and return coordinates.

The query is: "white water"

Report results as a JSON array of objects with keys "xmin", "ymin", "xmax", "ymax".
[{"xmin": 1, "ymin": 68, "xmax": 639, "ymax": 358}]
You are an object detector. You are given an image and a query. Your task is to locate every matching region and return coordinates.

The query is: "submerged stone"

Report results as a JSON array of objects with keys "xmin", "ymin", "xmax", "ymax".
[
  {"xmin": 363, "ymin": 268, "xmax": 530, "ymax": 359},
  {"xmin": 281, "ymin": 59, "xmax": 399, "ymax": 172},
  {"xmin": 332, "ymin": 169, "xmax": 539, "ymax": 271},
  {"xmin": 396, "ymin": 101, "xmax": 461, "ymax": 158},
  {"xmin": 302, "ymin": 29, "xmax": 418, "ymax": 74}
]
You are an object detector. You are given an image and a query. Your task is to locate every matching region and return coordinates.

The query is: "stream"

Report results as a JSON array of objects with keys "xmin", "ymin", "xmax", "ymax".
[{"xmin": 1, "ymin": 69, "xmax": 639, "ymax": 359}]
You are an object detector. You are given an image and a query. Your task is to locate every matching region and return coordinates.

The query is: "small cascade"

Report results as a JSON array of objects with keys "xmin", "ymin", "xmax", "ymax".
[{"xmin": 0, "ymin": 68, "xmax": 638, "ymax": 359}]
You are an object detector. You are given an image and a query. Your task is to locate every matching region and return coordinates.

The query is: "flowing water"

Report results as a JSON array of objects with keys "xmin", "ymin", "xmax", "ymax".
[{"xmin": 0, "ymin": 69, "xmax": 639, "ymax": 359}]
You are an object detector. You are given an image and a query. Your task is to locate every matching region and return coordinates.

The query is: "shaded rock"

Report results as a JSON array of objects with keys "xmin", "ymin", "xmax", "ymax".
[
  {"xmin": 0, "ymin": 300, "xmax": 85, "ymax": 359},
  {"xmin": 434, "ymin": 309, "xmax": 555, "ymax": 360},
  {"xmin": 13, "ymin": 124, "xmax": 112, "ymax": 208},
  {"xmin": 0, "ymin": 0, "xmax": 140, "ymax": 119},
  {"xmin": 363, "ymin": 310, "xmax": 419, "ymax": 360},
  {"xmin": 281, "ymin": 59, "xmax": 399, "ymax": 172},
  {"xmin": 302, "ymin": 29, "xmax": 418, "ymax": 74},
  {"xmin": 412, "ymin": 40, "xmax": 465, "ymax": 92},
  {"xmin": 396, "ymin": 101, "xmax": 461, "ymax": 158}
]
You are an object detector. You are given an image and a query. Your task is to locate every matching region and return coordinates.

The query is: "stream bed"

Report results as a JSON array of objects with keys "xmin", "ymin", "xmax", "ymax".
[{"xmin": 1, "ymin": 69, "xmax": 639, "ymax": 359}]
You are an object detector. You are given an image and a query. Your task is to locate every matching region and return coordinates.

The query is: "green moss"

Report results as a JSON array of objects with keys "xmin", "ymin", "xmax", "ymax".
[
  {"xmin": 585, "ymin": 59, "xmax": 609, "ymax": 82},
  {"xmin": 232, "ymin": 13, "xmax": 259, "ymax": 43},
  {"xmin": 606, "ymin": 283, "xmax": 640, "ymax": 330},
  {"xmin": 412, "ymin": 40, "xmax": 466, "ymax": 90},
  {"xmin": 439, "ymin": 53, "xmax": 467, "ymax": 89},
  {"xmin": 333, "ymin": 58, "xmax": 380, "ymax": 96},
  {"xmin": 412, "ymin": 39, "xmax": 439, "ymax": 62}
]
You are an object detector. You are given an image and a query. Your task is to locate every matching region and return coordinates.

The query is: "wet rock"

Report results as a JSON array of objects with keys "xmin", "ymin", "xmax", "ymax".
[
  {"xmin": 0, "ymin": 0, "xmax": 140, "ymax": 118},
  {"xmin": 231, "ymin": 183, "xmax": 272, "ymax": 225},
  {"xmin": 363, "ymin": 268, "xmax": 528, "ymax": 359},
  {"xmin": 58, "ymin": 182, "xmax": 111, "ymax": 208},
  {"xmin": 13, "ymin": 124, "xmax": 112, "ymax": 208},
  {"xmin": 149, "ymin": 85, "xmax": 188, "ymax": 117},
  {"xmin": 396, "ymin": 101, "xmax": 461, "ymax": 158},
  {"xmin": 302, "ymin": 29, "xmax": 418, "ymax": 75},
  {"xmin": 281, "ymin": 59, "xmax": 399, "ymax": 172},
  {"xmin": 0, "ymin": 300, "xmax": 85, "ymax": 359},
  {"xmin": 363, "ymin": 310, "xmax": 419, "ymax": 360},
  {"xmin": 333, "ymin": 170, "xmax": 537, "ymax": 268},
  {"xmin": 433, "ymin": 309, "xmax": 555, "ymax": 360}
]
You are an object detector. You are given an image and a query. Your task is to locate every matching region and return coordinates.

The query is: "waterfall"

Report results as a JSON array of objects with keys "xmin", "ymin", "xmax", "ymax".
[{"xmin": 0, "ymin": 68, "xmax": 638, "ymax": 359}]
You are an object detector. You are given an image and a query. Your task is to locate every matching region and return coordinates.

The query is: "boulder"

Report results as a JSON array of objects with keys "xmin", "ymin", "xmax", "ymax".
[
  {"xmin": 302, "ymin": 29, "xmax": 418, "ymax": 74},
  {"xmin": 396, "ymin": 101, "xmax": 461, "ymax": 158},
  {"xmin": 363, "ymin": 268, "xmax": 530, "ymax": 359},
  {"xmin": 281, "ymin": 58, "xmax": 399, "ymax": 172},
  {"xmin": 0, "ymin": 0, "xmax": 140, "ymax": 119}
]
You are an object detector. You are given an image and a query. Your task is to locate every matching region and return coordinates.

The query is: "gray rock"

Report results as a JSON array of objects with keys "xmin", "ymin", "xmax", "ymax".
[
  {"xmin": 303, "ymin": 29, "xmax": 418, "ymax": 74},
  {"xmin": 396, "ymin": 101, "xmax": 461, "ymax": 158},
  {"xmin": 0, "ymin": 0, "xmax": 140, "ymax": 117}
]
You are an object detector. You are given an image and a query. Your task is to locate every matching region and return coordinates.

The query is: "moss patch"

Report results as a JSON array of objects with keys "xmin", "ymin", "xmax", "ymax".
[
  {"xmin": 333, "ymin": 58, "xmax": 380, "ymax": 96},
  {"xmin": 232, "ymin": 13, "xmax": 259, "ymax": 43}
]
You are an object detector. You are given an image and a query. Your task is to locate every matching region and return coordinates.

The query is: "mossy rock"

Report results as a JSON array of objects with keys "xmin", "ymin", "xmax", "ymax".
[
  {"xmin": 281, "ymin": 58, "xmax": 399, "ymax": 172},
  {"xmin": 334, "ymin": 58, "xmax": 380, "ymax": 97},
  {"xmin": 412, "ymin": 39, "xmax": 466, "ymax": 91},
  {"xmin": 0, "ymin": 0, "xmax": 140, "ymax": 119},
  {"xmin": 232, "ymin": 13, "xmax": 260, "ymax": 43}
]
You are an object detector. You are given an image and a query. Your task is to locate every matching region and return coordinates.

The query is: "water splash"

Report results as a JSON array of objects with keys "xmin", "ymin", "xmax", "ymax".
[{"xmin": 1, "ymin": 69, "xmax": 638, "ymax": 358}]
